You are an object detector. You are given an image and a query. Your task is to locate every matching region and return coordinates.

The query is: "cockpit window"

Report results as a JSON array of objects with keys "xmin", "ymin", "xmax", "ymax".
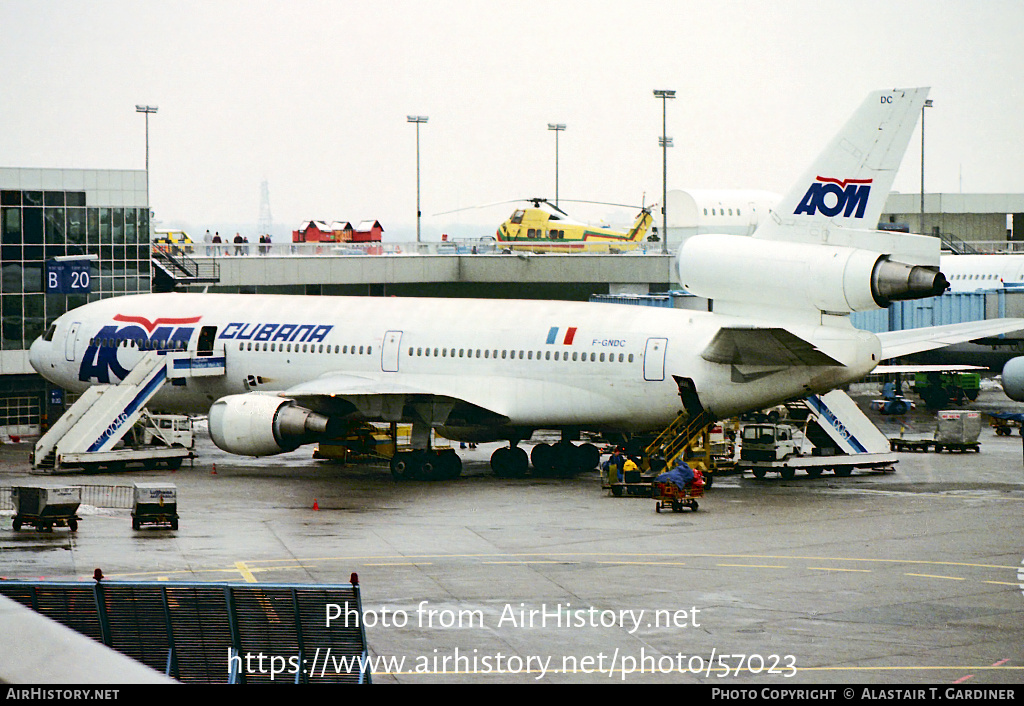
[
  {"xmin": 42, "ymin": 323, "xmax": 57, "ymax": 342},
  {"xmin": 510, "ymin": 209, "xmax": 525, "ymax": 225}
]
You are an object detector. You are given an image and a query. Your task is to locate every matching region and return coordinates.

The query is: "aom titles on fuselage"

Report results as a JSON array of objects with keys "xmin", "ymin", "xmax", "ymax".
[{"xmin": 33, "ymin": 88, "xmax": 990, "ymax": 480}]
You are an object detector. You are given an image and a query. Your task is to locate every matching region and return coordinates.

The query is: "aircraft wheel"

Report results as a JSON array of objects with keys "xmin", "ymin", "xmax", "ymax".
[
  {"xmin": 530, "ymin": 443, "xmax": 555, "ymax": 476},
  {"xmin": 439, "ymin": 450, "xmax": 462, "ymax": 480},
  {"xmin": 390, "ymin": 452, "xmax": 419, "ymax": 481},
  {"xmin": 491, "ymin": 447, "xmax": 527, "ymax": 478},
  {"xmin": 577, "ymin": 443, "xmax": 601, "ymax": 472}
]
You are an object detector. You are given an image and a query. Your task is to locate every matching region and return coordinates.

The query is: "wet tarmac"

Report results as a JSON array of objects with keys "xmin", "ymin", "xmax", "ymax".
[{"xmin": 1, "ymin": 385, "xmax": 1023, "ymax": 684}]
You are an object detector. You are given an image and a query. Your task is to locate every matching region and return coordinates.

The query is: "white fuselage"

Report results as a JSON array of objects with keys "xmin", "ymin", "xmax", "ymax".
[{"xmin": 29, "ymin": 292, "xmax": 880, "ymax": 437}]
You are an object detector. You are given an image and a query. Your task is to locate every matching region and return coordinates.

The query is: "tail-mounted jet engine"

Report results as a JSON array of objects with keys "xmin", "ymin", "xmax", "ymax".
[
  {"xmin": 208, "ymin": 394, "xmax": 331, "ymax": 456},
  {"xmin": 678, "ymin": 234, "xmax": 948, "ymax": 313}
]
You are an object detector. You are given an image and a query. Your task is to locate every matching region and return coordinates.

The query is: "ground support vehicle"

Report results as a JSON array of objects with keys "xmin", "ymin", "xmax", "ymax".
[
  {"xmin": 989, "ymin": 412, "xmax": 1024, "ymax": 436},
  {"xmin": 654, "ymin": 482, "xmax": 703, "ymax": 512},
  {"xmin": 741, "ymin": 453, "xmax": 896, "ymax": 480},
  {"xmin": 131, "ymin": 483, "xmax": 178, "ymax": 530},
  {"xmin": 913, "ymin": 371, "xmax": 981, "ymax": 409},
  {"xmin": 932, "ymin": 410, "xmax": 982, "ymax": 453},
  {"xmin": 737, "ymin": 390, "xmax": 898, "ymax": 479},
  {"xmin": 888, "ymin": 437, "xmax": 934, "ymax": 452},
  {"xmin": 604, "ymin": 462, "xmax": 655, "ymax": 497},
  {"xmin": 889, "ymin": 410, "xmax": 982, "ymax": 453},
  {"xmin": 11, "ymin": 486, "xmax": 82, "ymax": 532}
]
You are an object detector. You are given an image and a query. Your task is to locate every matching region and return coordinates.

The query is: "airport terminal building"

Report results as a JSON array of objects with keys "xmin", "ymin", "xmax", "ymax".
[{"xmin": 0, "ymin": 167, "xmax": 150, "ymax": 438}]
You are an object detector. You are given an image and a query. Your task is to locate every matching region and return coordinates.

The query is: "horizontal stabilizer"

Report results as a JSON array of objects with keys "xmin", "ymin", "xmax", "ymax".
[
  {"xmin": 877, "ymin": 319, "xmax": 1024, "ymax": 360},
  {"xmin": 701, "ymin": 327, "xmax": 843, "ymax": 367},
  {"xmin": 872, "ymin": 364, "xmax": 986, "ymax": 374}
]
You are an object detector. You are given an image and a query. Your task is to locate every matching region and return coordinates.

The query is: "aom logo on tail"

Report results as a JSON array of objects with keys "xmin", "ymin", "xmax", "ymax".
[{"xmin": 794, "ymin": 176, "xmax": 872, "ymax": 218}]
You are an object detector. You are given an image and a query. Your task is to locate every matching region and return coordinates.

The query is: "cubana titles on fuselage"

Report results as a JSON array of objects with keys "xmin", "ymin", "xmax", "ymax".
[{"xmin": 34, "ymin": 87, "xmax": 1006, "ymax": 479}]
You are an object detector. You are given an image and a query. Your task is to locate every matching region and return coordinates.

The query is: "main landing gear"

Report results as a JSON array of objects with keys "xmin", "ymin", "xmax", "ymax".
[
  {"xmin": 390, "ymin": 449, "xmax": 462, "ymax": 481},
  {"xmin": 491, "ymin": 440, "xmax": 600, "ymax": 478}
]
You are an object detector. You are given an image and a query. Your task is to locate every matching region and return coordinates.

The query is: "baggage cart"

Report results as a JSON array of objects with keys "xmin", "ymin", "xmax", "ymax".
[
  {"xmin": 654, "ymin": 481, "xmax": 704, "ymax": 513},
  {"xmin": 131, "ymin": 483, "xmax": 178, "ymax": 530},
  {"xmin": 12, "ymin": 485, "xmax": 82, "ymax": 532}
]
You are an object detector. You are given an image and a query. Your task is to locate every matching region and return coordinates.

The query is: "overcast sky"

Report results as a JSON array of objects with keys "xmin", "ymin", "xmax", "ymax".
[{"xmin": 2, "ymin": 0, "xmax": 1022, "ymax": 240}]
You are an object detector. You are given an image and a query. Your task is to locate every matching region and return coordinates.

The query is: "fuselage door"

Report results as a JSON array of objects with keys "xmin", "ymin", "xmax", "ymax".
[
  {"xmin": 643, "ymin": 337, "xmax": 668, "ymax": 382},
  {"xmin": 382, "ymin": 330, "xmax": 402, "ymax": 372},
  {"xmin": 64, "ymin": 322, "xmax": 81, "ymax": 362},
  {"xmin": 197, "ymin": 326, "xmax": 218, "ymax": 356}
]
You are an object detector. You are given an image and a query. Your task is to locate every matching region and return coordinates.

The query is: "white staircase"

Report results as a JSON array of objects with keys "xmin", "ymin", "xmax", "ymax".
[{"xmin": 33, "ymin": 350, "xmax": 225, "ymax": 470}]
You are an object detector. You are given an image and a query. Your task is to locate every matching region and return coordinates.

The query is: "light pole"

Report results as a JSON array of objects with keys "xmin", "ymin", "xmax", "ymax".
[
  {"xmin": 653, "ymin": 90, "xmax": 675, "ymax": 254},
  {"xmin": 920, "ymin": 98, "xmax": 933, "ymax": 237},
  {"xmin": 407, "ymin": 115, "xmax": 428, "ymax": 243},
  {"xmin": 135, "ymin": 104, "xmax": 158, "ymax": 241},
  {"xmin": 547, "ymin": 123, "xmax": 565, "ymax": 207}
]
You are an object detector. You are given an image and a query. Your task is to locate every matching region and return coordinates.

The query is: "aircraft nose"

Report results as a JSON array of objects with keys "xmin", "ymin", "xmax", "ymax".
[{"xmin": 28, "ymin": 335, "xmax": 49, "ymax": 375}]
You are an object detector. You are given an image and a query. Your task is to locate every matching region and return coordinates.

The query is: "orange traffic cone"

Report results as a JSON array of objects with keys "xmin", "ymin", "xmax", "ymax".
[
  {"xmin": 313, "ymin": 499, "xmax": 319, "ymax": 511},
  {"xmin": 211, "ymin": 463, "xmax": 217, "ymax": 475}
]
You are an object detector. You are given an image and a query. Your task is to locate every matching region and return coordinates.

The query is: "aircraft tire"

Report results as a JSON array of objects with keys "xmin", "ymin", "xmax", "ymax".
[
  {"xmin": 390, "ymin": 452, "xmax": 419, "ymax": 481},
  {"xmin": 577, "ymin": 443, "xmax": 600, "ymax": 472},
  {"xmin": 439, "ymin": 450, "xmax": 462, "ymax": 480},
  {"xmin": 530, "ymin": 443, "xmax": 555, "ymax": 475}
]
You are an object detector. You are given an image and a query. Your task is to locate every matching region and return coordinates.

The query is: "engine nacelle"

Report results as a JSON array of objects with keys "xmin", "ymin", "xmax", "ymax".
[
  {"xmin": 208, "ymin": 394, "xmax": 330, "ymax": 456},
  {"xmin": 1002, "ymin": 357, "xmax": 1024, "ymax": 402},
  {"xmin": 678, "ymin": 234, "xmax": 948, "ymax": 314}
]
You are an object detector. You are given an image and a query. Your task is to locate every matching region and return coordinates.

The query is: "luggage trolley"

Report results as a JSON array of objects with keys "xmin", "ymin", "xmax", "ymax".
[
  {"xmin": 654, "ymin": 481, "xmax": 704, "ymax": 513},
  {"xmin": 11, "ymin": 485, "xmax": 82, "ymax": 532},
  {"xmin": 131, "ymin": 483, "xmax": 178, "ymax": 530}
]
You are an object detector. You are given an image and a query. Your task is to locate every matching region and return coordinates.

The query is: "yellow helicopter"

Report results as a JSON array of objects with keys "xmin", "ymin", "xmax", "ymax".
[
  {"xmin": 437, "ymin": 198, "xmax": 655, "ymax": 253},
  {"xmin": 494, "ymin": 198, "xmax": 654, "ymax": 253}
]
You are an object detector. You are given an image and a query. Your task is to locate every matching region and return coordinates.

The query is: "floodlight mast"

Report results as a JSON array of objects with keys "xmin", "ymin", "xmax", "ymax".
[
  {"xmin": 135, "ymin": 104, "xmax": 158, "ymax": 241},
  {"xmin": 653, "ymin": 90, "xmax": 675, "ymax": 255},
  {"xmin": 548, "ymin": 123, "xmax": 566, "ymax": 207},
  {"xmin": 407, "ymin": 115, "xmax": 429, "ymax": 243}
]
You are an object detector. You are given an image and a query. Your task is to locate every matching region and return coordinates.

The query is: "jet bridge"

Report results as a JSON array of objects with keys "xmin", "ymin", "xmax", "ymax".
[{"xmin": 33, "ymin": 350, "xmax": 225, "ymax": 471}]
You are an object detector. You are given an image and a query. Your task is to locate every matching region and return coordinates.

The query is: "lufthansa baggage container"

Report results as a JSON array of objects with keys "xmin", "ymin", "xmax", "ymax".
[{"xmin": 131, "ymin": 483, "xmax": 178, "ymax": 530}]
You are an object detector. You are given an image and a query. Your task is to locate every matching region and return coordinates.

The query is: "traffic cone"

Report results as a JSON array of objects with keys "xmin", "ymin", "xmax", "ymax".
[
  {"xmin": 211, "ymin": 463, "xmax": 217, "ymax": 475},
  {"xmin": 313, "ymin": 499, "xmax": 319, "ymax": 511}
]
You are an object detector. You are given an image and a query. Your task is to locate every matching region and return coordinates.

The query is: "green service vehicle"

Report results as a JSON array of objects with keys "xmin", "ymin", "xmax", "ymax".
[{"xmin": 913, "ymin": 371, "xmax": 981, "ymax": 409}]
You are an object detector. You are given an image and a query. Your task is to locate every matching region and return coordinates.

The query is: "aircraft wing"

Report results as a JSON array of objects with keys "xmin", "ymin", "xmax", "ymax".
[
  {"xmin": 279, "ymin": 371, "xmax": 624, "ymax": 426},
  {"xmin": 872, "ymin": 364, "xmax": 987, "ymax": 374},
  {"xmin": 876, "ymin": 319, "xmax": 1024, "ymax": 360},
  {"xmin": 701, "ymin": 327, "xmax": 842, "ymax": 366}
]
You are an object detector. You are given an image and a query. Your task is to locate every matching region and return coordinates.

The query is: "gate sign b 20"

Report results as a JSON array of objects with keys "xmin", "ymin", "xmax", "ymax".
[{"xmin": 46, "ymin": 259, "xmax": 92, "ymax": 294}]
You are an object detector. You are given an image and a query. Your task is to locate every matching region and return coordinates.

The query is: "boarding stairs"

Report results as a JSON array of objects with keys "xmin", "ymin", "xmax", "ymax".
[
  {"xmin": 801, "ymin": 389, "xmax": 894, "ymax": 456},
  {"xmin": 33, "ymin": 349, "xmax": 225, "ymax": 471},
  {"xmin": 151, "ymin": 246, "xmax": 221, "ymax": 291},
  {"xmin": 644, "ymin": 408, "xmax": 717, "ymax": 470}
]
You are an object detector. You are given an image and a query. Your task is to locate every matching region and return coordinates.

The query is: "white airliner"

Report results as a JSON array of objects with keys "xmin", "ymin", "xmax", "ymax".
[
  {"xmin": 939, "ymin": 254, "xmax": 1024, "ymax": 292},
  {"xmin": 28, "ymin": 87, "xmax": 1024, "ymax": 479}
]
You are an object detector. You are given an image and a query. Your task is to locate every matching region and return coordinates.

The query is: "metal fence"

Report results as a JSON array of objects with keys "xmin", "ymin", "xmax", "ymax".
[{"xmin": 0, "ymin": 579, "xmax": 371, "ymax": 684}]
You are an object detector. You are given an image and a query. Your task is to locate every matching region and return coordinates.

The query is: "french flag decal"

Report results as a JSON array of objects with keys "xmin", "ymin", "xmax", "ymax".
[{"xmin": 546, "ymin": 326, "xmax": 578, "ymax": 345}]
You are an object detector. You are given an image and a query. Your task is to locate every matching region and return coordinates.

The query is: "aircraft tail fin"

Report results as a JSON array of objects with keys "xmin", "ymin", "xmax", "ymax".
[
  {"xmin": 627, "ymin": 209, "xmax": 654, "ymax": 242},
  {"xmin": 757, "ymin": 87, "xmax": 930, "ymax": 244}
]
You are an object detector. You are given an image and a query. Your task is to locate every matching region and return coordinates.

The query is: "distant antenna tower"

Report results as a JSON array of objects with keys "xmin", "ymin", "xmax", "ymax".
[{"xmin": 257, "ymin": 179, "xmax": 273, "ymax": 236}]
